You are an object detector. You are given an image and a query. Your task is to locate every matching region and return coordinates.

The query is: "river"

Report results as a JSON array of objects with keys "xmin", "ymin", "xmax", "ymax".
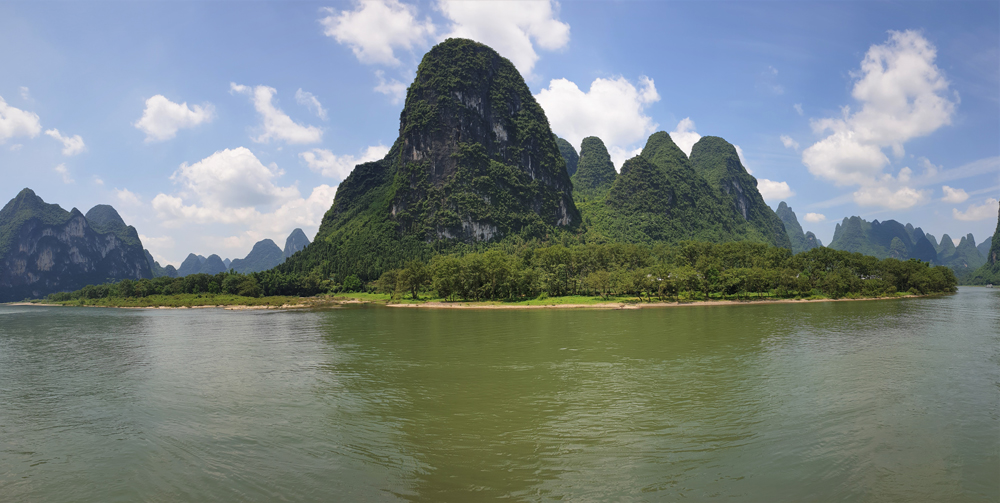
[{"xmin": 1, "ymin": 288, "xmax": 997, "ymax": 501}]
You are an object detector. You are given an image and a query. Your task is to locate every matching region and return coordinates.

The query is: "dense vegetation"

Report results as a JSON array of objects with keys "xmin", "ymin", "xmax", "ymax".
[
  {"xmin": 554, "ymin": 136, "xmax": 579, "ymax": 177},
  {"xmin": 575, "ymin": 134, "xmax": 791, "ymax": 249},
  {"xmin": 964, "ymin": 206, "xmax": 1000, "ymax": 285},
  {"xmin": 570, "ymin": 136, "xmax": 617, "ymax": 202},
  {"xmin": 775, "ymin": 202, "xmax": 822, "ymax": 254},
  {"xmin": 52, "ymin": 240, "xmax": 957, "ymax": 305},
  {"xmin": 280, "ymin": 38, "xmax": 579, "ymax": 282},
  {"xmin": 373, "ymin": 241, "xmax": 956, "ymax": 301}
]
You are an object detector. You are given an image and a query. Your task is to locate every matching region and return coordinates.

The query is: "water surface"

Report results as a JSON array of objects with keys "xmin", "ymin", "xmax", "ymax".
[{"xmin": 1, "ymin": 289, "xmax": 997, "ymax": 501}]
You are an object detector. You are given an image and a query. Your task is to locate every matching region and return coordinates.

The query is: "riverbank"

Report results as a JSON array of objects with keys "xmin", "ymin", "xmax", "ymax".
[{"xmin": 5, "ymin": 290, "xmax": 936, "ymax": 310}]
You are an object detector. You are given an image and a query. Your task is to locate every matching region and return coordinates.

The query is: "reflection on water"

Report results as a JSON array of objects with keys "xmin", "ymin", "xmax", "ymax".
[{"xmin": 1, "ymin": 289, "xmax": 997, "ymax": 502}]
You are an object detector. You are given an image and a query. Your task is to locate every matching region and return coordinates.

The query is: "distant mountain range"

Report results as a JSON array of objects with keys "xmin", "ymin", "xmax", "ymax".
[
  {"xmin": 826, "ymin": 215, "xmax": 990, "ymax": 272},
  {"xmin": 152, "ymin": 228, "xmax": 312, "ymax": 278}
]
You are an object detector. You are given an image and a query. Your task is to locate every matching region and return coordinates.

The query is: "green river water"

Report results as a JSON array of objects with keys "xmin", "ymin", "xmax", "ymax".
[{"xmin": 1, "ymin": 288, "xmax": 997, "ymax": 502}]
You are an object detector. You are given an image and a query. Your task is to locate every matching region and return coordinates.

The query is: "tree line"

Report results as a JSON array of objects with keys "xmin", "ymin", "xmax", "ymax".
[
  {"xmin": 373, "ymin": 241, "xmax": 957, "ymax": 301},
  {"xmin": 48, "ymin": 240, "xmax": 957, "ymax": 303}
]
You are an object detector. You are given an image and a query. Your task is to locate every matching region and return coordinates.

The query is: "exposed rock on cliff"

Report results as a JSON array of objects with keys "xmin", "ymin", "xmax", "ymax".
[
  {"xmin": 283, "ymin": 38, "xmax": 579, "ymax": 280},
  {"xmin": 0, "ymin": 188, "xmax": 151, "ymax": 301},
  {"xmin": 283, "ymin": 228, "xmax": 310, "ymax": 259}
]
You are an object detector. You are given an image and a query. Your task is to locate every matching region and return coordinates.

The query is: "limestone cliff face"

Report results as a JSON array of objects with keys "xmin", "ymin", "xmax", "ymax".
[
  {"xmin": 388, "ymin": 38, "xmax": 578, "ymax": 242},
  {"xmin": 296, "ymin": 38, "xmax": 579, "ymax": 281},
  {"xmin": 0, "ymin": 189, "xmax": 151, "ymax": 301},
  {"xmin": 689, "ymin": 137, "xmax": 791, "ymax": 249}
]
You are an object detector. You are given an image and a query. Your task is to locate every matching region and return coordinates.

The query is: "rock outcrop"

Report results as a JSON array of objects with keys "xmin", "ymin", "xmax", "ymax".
[
  {"xmin": 775, "ymin": 201, "xmax": 822, "ymax": 254},
  {"xmin": 283, "ymin": 228, "xmax": 310, "ymax": 259},
  {"xmin": 283, "ymin": 38, "xmax": 579, "ymax": 280},
  {"xmin": 0, "ymin": 188, "xmax": 151, "ymax": 301}
]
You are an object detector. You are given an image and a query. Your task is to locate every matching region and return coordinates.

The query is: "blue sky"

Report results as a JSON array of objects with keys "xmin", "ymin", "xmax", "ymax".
[{"xmin": 1, "ymin": 1, "xmax": 997, "ymax": 266}]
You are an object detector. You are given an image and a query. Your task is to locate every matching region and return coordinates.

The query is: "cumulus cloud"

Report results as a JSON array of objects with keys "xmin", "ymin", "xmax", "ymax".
[
  {"xmin": 231, "ymin": 83, "xmax": 323, "ymax": 144},
  {"xmin": 780, "ymin": 135, "xmax": 799, "ymax": 150},
  {"xmin": 804, "ymin": 212, "xmax": 826, "ymax": 223},
  {"xmin": 93, "ymin": 176, "xmax": 104, "ymax": 185},
  {"xmin": 44, "ymin": 128, "xmax": 85, "ymax": 156},
  {"xmin": 114, "ymin": 188, "xmax": 141, "ymax": 206},
  {"xmin": 300, "ymin": 145, "xmax": 389, "ymax": 181},
  {"xmin": 134, "ymin": 95, "xmax": 214, "ymax": 142},
  {"xmin": 801, "ymin": 30, "xmax": 956, "ymax": 210},
  {"xmin": 9, "ymin": 143, "xmax": 22, "ymax": 151},
  {"xmin": 295, "ymin": 89, "xmax": 328, "ymax": 120},
  {"xmin": 535, "ymin": 75, "xmax": 659, "ymax": 168},
  {"xmin": 438, "ymin": 0, "xmax": 570, "ymax": 76},
  {"xmin": 952, "ymin": 198, "xmax": 999, "ymax": 222},
  {"xmin": 151, "ymin": 147, "xmax": 337, "ymax": 252},
  {"xmin": 374, "ymin": 70, "xmax": 408, "ymax": 104},
  {"xmin": 669, "ymin": 118, "xmax": 701, "ymax": 157},
  {"xmin": 169, "ymin": 147, "xmax": 300, "ymax": 210},
  {"xmin": 54, "ymin": 163, "xmax": 73, "ymax": 184},
  {"xmin": 941, "ymin": 185, "xmax": 969, "ymax": 204},
  {"xmin": 793, "ymin": 103, "xmax": 803, "ymax": 116},
  {"xmin": 757, "ymin": 179, "xmax": 794, "ymax": 201},
  {"xmin": 319, "ymin": 0, "xmax": 435, "ymax": 66},
  {"xmin": 733, "ymin": 145, "xmax": 753, "ymax": 174},
  {"xmin": 0, "ymin": 95, "xmax": 42, "ymax": 143},
  {"xmin": 19, "ymin": 87, "xmax": 31, "ymax": 101}
]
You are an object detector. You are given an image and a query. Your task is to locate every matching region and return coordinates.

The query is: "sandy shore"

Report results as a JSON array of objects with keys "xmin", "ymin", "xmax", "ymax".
[
  {"xmin": 386, "ymin": 295, "xmax": 911, "ymax": 310},
  {"xmin": 4, "ymin": 295, "xmax": 920, "ymax": 311}
]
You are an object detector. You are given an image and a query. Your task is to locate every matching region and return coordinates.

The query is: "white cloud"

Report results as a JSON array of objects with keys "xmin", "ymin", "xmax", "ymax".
[
  {"xmin": 19, "ymin": 87, "xmax": 31, "ymax": 101},
  {"xmin": 733, "ymin": 145, "xmax": 752, "ymax": 174},
  {"xmin": 114, "ymin": 188, "xmax": 141, "ymax": 206},
  {"xmin": 300, "ymin": 145, "xmax": 389, "ymax": 181},
  {"xmin": 93, "ymin": 176, "xmax": 104, "ymax": 186},
  {"xmin": 793, "ymin": 103, "xmax": 804, "ymax": 116},
  {"xmin": 168, "ymin": 147, "xmax": 300, "ymax": 210},
  {"xmin": 0, "ymin": 95, "xmax": 42, "ymax": 143},
  {"xmin": 374, "ymin": 70, "xmax": 408, "ymax": 104},
  {"xmin": 780, "ymin": 135, "xmax": 799, "ymax": 150},
  {"xmin": 9, "ymin": 143, "xmax": 22, "ymax": 151},
  {"xmin": 54, "ymin": 163, "xmax": 73, "ymax": 184},
  {"xmin": 607, "ymin": 146, "xmax": 643, "ymax": 171},
  {"xmin": 134, "ymin": 95, "xmax": 214, "ymax": 142},
  {"xmin": 319, "ymin": 0, "xmax": 435, "ymax": 66},
  {"xmin": 437, "ymin": 0, "xmax": 570, "ymax": 76},
  {"xmin": 804, "ymin": 212, "xmax": 826, "ymax": 223},
  {"xmin": 669, "ymin": 118, "xmax": 701, "ymax": 157},
  {"xmin": 952, "ymin": 198, "xmax": 999, "ymax": 221},
  {"xmin": 757, "ymin": 179, "xmax": 794, "ymax": 201},
  {"xmin": 852, "ymin": 170, "xmax": 931, "ymax": 210},
  {"xmin": 535, "ymin": 75, "xmax": 659, "ymax": 169},
  {"xmin": 151, "ymin": 147, "xmax": 337, "ymax": 257},
  {"xmin": 801, "ymin": 31, "xmax": 956, "ymax": 210},
  {"xmin": 295, "ymin": 89, "xmax": 328, "ymax": 120},
  {"xmin": 941, "ymin": 185, "xmax": 969, "ymax": 204},
  {"xmin": 44, "ymin": 128, "xmax": 85, "ymax": 156},
  {"xmin": 231, "ymin": 83, "xmax": 323, "ymax": 144}
]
